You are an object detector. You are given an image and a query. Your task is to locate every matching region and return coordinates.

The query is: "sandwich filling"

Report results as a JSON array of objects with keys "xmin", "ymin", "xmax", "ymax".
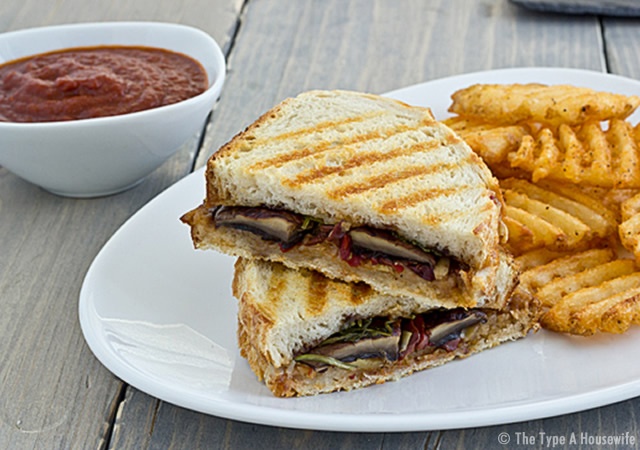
[
  {"xmin": 294, "ymin": 308, "xmax": 487, "ymax": 371},
  {"xmin": 212, "ymin": 205, "xmax": 467, "ymax": 282}
]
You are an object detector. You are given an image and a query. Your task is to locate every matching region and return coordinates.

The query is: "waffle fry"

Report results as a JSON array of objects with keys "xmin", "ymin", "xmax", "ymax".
[
  {"xmin": 449, "ymin": 83, "xmax": 640, "ymax": 127},
  {"xmin": 541, "ymin": 272, "xmax": 640, "ymax": 335},
  {"xmin": 505, "ymin": 190, "xmax": 589, "ymax": 247},
  {"xmin": 501, "ymin": 179, "xmax": 616, "ymax": 255},
  {"xmin": 513, "ymin": 248, "xmax": 567, "ymax": 272},
  {"xmin": 619, "ymin": 216, "xmax": 640, "ymax": 264},
  {"xmin": 536, "ymin": 259, "xmax": 637, "ymax": 307},
  {"xmin": 503, "ymin": 179, "xmax": 617, "ymax": 237},
  {"xmin": 503, "ymin": 205, "xmax": 564, "ymax": 253},
  {"xmin": 508, "ymin": 120, "xmax": 640, "ymax": 188},
  {"xmin": 443, "ymin": 117, "xmax": 529, "ymax": 165},
  {"xmin": 621, "ymin": 191, "xmax": 640, "ymax": 221},
  {"xmin": 619, "ymin": 192, "xmax": 640, "ymax": 264},
  {"xmin": 518, "ymin": 248, "xmax": 615, "ymax": 293},
  {"xmin": 516, "ymin": 248, "xmax": 640, "ymax": 335}
]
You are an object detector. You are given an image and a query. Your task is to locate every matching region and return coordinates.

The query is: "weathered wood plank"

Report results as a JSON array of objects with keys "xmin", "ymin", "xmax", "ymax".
[
  {"xmin": 432, "ymin": 398, "xmax": 640, "ymax": 450},
  {"xmin": 0, "ymin": 0, "xmax": 243, "ymax": 54},
  {"xmin": 603, "ymin": 17, "xmax": 640, "ymax": 79},
  {"xmin": 0, "ymin": 0, "xmax": 242, "ymax": 448},
  {"xmin": 112, "ymin": 390, "xmax": 389, "ymax": 450},
  {"xmin": 0, "ymin": 143, "xmax": 201, "ymax": 449},
  {"xmin": 107, "ymin": 389, "xmax": 159, "ymax": 449}
]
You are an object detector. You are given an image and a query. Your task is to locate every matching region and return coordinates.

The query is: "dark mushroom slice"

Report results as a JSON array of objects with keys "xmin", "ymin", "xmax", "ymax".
[
  {"xmin": 315, "ymin": 333, "xmax": 401, "ymax": 362},
  {"xmin": 296, "ymin": 333, "xmax": 401, "ymax": 370},
  {"xmin": 428, "ymin": 311, "xmax": 487, "ymax": 347},
  {"xmin": 213, "ymin": 206, "xmax": 307, "ymax": 244},
  {"xmin": 348, "ymin": 227, "xmax": 437, "ymax": 265}
]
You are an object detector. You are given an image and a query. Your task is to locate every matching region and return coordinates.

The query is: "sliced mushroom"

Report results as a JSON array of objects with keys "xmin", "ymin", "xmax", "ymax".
[
  {"xmin": 428, "ymin": 311, "xmax": 487, "ymax": 347},
  {"xmin": 213, "ymin": 206, "xmax": 307, "ymax": 244},
  {"xmin": 313, "ymin": 333, "xmax": 401, "ymax": 362},
  {"xmin": 348, "ymin": 227, "xmax": 436, "ymax": 265},
  {"xmin": 296, "ymin": 330, "xmax": 401, "ymax": 370}
]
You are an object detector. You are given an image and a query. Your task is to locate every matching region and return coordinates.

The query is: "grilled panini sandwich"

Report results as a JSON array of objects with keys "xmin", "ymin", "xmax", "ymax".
[
  {"xmin": 234, "ymin": 257, "xmax": 539, "ymax": 397},
  {"xmin": 182, "ymin": 90, "xmax": 517, "ymax": 309}
]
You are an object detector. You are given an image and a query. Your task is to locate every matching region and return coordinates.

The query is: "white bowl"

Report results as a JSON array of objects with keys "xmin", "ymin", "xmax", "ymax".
[{"xmin": 0, "ymin": 22, "xmax": 226, "ymax": 197}]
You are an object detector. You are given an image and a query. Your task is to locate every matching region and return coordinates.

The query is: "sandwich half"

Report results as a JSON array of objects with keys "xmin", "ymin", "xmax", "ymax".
[
  {"xmin": 182, "ymin": 90, "xmax": 517, "ymax": 309},
  {"xmin": 233, "ymin": 257, "xmax": 539, "ymax": 397}
]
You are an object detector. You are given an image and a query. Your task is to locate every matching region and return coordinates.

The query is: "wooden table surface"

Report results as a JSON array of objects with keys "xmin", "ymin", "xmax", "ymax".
[{"xmin": 2, "ymin": 1, "xmax": 640, "ymax": 448}]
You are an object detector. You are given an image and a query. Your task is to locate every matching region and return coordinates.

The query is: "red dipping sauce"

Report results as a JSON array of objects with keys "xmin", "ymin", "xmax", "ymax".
[{"xmin": 0, "ymin": 45, "xmax": 208, "ymax": 123}]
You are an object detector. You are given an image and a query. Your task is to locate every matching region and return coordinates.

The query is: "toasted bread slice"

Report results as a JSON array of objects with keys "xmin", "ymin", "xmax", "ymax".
[
  {"xmin": 233, "ymin": 258, "xmax": 540, "ymax": 397},
  {"xmin": 183, "ymin": 90, "xmax": 515, "ymax": 307}
]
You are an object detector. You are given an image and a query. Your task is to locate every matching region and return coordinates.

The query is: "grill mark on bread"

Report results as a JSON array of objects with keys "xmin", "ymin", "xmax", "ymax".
[
  {"xmin": 378, "ymin": 185, "xmax": 475, "ymax": 216},
  {"xmin": 348, "ymin": 283, "xmax": 374, "ymax": 305},
  {"xmin": 306, "ymin": 271, "xmax": 329, "ymax": 316},
  {"xmin": 326, "ymin": 154, "xmax": 466, "ymax": 200},
  {"xmin": 248, "ymin": 112, "xmax": 387, "ymax": 170},
  {"xmin": 286, "ymin": 136, "xmax": 449, "ymax": 188},
  {"xmin": 262, "ymin": 265, "xmax": 287, "ymax": 320},
  {"xmin": 328, "ymin": 164, "xmax": 442, "ymax": 199},
  {"xmin": 248, "ymin": 115, "xmax": 436, "ymax": 171},
  {"xmin": 249, "ymin": 127, "xmax": 403, "ymax": 172},
  {"xmin": 260, "ymin": 111, "xmax": 385, "ymax": 143}
]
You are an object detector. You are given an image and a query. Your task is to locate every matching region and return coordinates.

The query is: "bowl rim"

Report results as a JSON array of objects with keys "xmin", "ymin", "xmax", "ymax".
[{"xmin": 0, "ymin": 21, "xmax": 226, "ymax": 128}]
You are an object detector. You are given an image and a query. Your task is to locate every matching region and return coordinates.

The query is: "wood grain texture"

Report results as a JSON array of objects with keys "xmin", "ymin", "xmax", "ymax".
[
  {"xmin": 433, "ymin": 398, "xmax": 640, "ymax": 449},
  {"xmin": 0, "ymin": 0, "xmax": 244, "ymax": 53},
  {"xmin": 0, "ymin": 142, "xmax": 200, "ymax": 449},
  {"xmin": 0, "ymin": 0, "xmax": 241, "ymax": 448},
  {"xmin": 603, "ymin": 17, "xmax": 640, "ymax": 78}
]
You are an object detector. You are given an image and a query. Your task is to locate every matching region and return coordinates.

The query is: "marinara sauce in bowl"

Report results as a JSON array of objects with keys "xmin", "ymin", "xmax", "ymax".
[{"xmin": 0, "ymin": 22, "xmax": 226, "ymax": 197}]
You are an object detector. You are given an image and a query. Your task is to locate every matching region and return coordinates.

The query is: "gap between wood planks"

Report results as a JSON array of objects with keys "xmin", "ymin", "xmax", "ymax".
[{"xmin": 189, "ymin": 0, "xmax": 253, "ymax": 174}]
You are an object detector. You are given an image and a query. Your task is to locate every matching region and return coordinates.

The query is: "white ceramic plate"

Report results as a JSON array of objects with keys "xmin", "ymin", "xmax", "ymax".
[{"xmin": 79, "ymin": 68, "xmax": 640, "ymax": 432}]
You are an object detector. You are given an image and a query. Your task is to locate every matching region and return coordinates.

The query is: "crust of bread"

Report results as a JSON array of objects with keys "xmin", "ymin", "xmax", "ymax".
[
  {"xmin": 190, "ymin": 90, "xmax": 506, "ymax": 272},
  {"xmin": 233, "ymin": 258, "xmax": 540, "ymax": 397},
  {"xmin": 184, "ymin": 204, "xmax": 518, "ymax": 309}
]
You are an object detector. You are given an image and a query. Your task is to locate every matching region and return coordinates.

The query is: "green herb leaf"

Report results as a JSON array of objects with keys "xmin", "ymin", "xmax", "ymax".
[
  {"xmin": 317, "ymin": 318, "xmax": 395, "ymax": 346},
  {"xmin": 294, "ymin": 354, "xmax": 355, "ymax": 370},
  {"xmin": 301, "ymin": 216, "xmax": 321, "ymax": 230}
]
